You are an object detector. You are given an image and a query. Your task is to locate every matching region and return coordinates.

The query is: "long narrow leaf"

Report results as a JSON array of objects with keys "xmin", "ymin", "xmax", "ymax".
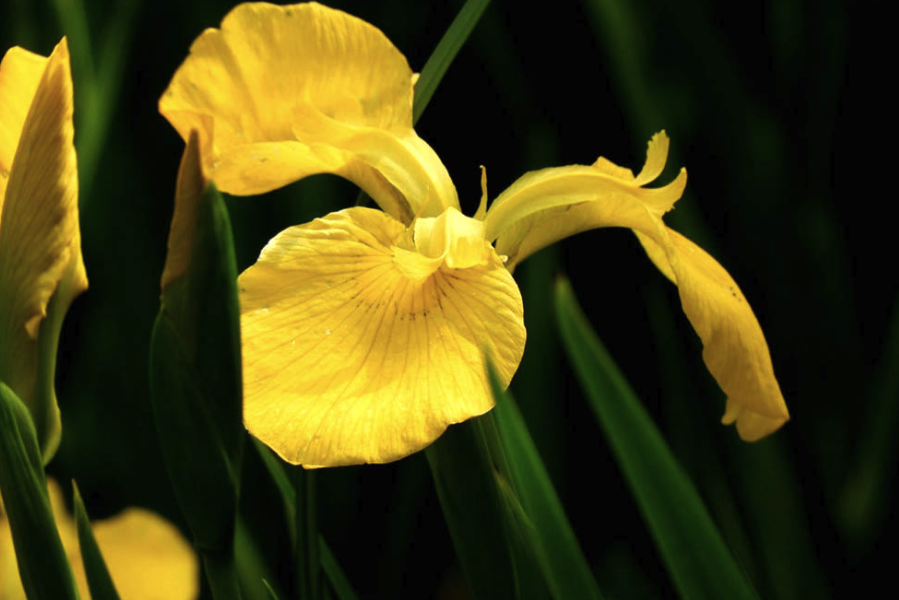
[
  {"xmin": 150, "ymin": 132, "xmax": 243, "ymax": 600},
  {"xmin": 554, "ymin": 278, "xmax": 759, "ymax": 600},
  {"xmin": 425, "ymin": 419, "xmax": 521, "ymax": 600},
  {"xmin": 72, "ymin": 482, "xmax": 121, "ymax": 600},
  {"xmin": 262, "ymin": 580, "xmax": 283, "ymax": 600},
  {"xmin": 253, "ymin": 439, "xmax": 360, "ymax": 600},
  {"xmin": 0, "ymin": 382, "xmax": 79, "ymax": 600},
  {"xmin": 319, "ymin": 538, "xmax": 361, "ymax": 600},
  {"xmin": 413, "ymin": 0, "xmax": 492, "ymax": 123},
  {"xmin": 489, "ymin": 368, "xmax": 605, "ymax": 600},
  {"xmin": 294, "ymin": 469, "xmax": 320, "ymax": 600}
]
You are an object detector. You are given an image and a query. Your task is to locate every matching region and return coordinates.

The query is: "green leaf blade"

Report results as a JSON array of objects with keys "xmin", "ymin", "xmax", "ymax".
[
  {"xmin": 489, "ymin": 368, "xmax": 605, "ymax": 600},
  {"xmin": 0, "ymin": 382, "xmax": 79, "ymax": 600},
  {"xmin": 554, "ymin": 278, "xmax": 759, "ymax": 600},
  {"xmin": 72, "ymin": 481, "xmax": 122, "ymax": 600},
  {"xmin": 425, "ymin": 419, "xmax": 522, "ymax": 600},
  {"xmin": 252, "ymin": 439, "xmax": 361, "ymax": 600},
  {"xmin": 413, "ymin": 0, "xmax": 492, "ymax": 124},
  {"xmin": 149, "ymin": 135, "xmax": 244, "ymax": 600},
  {"xmin": 319, "ymin": 537, "xmax": 361, "ymax": 600}
]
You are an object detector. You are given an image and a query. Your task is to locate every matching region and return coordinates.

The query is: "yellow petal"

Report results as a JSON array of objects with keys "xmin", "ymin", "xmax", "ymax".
[
  {"xmin": 0, "ymin": 39, "xmax": 87, "ymax": 458},
  {"xmin": 81, "ymin": 509, "xmax": 199, "ymax": 600},
  {"xmin": 1, "ymin": 480, "xmax": 199, "ymax": 600},
  {"xmin": 159, "ymin": 1, "xmax": 457, "ymax": 221},
  {"xmin": 635, "ymin": 227, "xmax": 789, "ymax": 440},
  {"xmin": 240, "ymin": 207, "xmax": 525, "ymax": 466},
  {"xmin": 412, "ymin": 207, "xmax": 490, "ymax": 269},
  {"xmin": 487, "ymin": 131, "xmax": 788, "ymax": 439},
  {"xmin": 0, "ymin": 47, "xmax": 46, "ymax": 208},
  {"xmin": 487, "ymin": 131, "xmax": 686, "ymax": 270}
]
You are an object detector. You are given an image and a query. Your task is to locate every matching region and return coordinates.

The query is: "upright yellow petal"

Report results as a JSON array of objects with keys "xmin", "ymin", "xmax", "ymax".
[
  {"xmin": 240, "ymin": 207, "xmax": 525, "ymax": 466},
  {"xmin": 160, "ymin": 1, "xmax": 458, "ymax": 221},
  {"xmin": 0, "ymin": 39, "xmax": 87, "ymax": 459},
  {"xmin": 487, "ymin": 132, "xmax": 788, "ymax": 439},
  {"xmin": 0, "ymin": 48, "xmax": 46, "ymax": 209}
]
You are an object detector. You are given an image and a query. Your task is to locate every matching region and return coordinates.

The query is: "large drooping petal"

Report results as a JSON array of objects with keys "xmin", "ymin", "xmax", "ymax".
[
  {"xmin": 240, "ymin": 207, "xmax": 525, "ymax": 467},
  {"xmin": 0, "ymin": 480, "xmax": 199, "ymax": 600},
  {"xmin": 159, "ymin": 2, "xmax": 458, "ymax": 222},
  {"xmin": 0, "ymin": 39, "xmax": 87, "ymax": 459},
  {"xmin": 487, "ymin": 132, "xmax": 788, "ymax": 440}
]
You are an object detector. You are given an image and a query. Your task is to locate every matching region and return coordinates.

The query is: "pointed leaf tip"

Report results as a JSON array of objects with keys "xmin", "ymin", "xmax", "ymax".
[{"xmin": 73, "ymin": 480, "xmax": 123, "ymax": 600}]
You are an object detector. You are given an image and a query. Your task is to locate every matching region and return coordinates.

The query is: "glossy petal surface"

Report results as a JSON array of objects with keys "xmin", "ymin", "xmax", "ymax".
[
  {"xmin": 159, "ymin": 2, "xmax": 457, "ymax": 221},
  {"xmin": 488, "ymin": 132, "xmax": 788, "ymax": 439},
  {"xmin": 240, "ymin": 207, "xmax": 525, "ymax": 466}
]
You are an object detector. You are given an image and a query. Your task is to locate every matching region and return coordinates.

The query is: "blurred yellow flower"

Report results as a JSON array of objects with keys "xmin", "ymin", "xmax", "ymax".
[
  {"xmin": 0, "ymin": 39, "xmax": 88, "ymax": 461},
  {"xmin": 160, "ymin": 2, "xmax": 789, "ymax": 467},
  {"xmin": 0, "ymin": 479, "xmax": 198, "ymax": 600}
]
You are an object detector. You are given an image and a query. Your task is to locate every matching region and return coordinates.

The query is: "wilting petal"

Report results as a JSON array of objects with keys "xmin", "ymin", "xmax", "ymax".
[
  {"xmin": 0, "ymin": 39, "xmax": 87, "ymax": 458},
  {"xmin": 635, "ymin": 227, "xmax": 788, "ymax": 440},
  {"xmin": 1, "ymin": 479, "xmax": 199, "ymax": 600},
  {"xmin": 487, "ymin": 131, "xmax": 788, "ymax": 439},
  {"xmin": 240, "ymin": 207, "xmax": 525, "ymax": 466},
  {"xmin": 160, "ymin": 2, "xmax": 457, "ymax": 221}
]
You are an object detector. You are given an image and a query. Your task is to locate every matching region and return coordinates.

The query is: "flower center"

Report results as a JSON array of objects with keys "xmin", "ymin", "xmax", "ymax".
[{"xmin": 392, "ymin": 207, "xmax": 490, "ymax": 281}]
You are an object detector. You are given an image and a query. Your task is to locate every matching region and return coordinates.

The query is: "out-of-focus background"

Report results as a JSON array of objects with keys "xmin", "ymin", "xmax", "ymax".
[{"xmin": 2, "ymin": 0, "xmax": 890, "ymax": 597}]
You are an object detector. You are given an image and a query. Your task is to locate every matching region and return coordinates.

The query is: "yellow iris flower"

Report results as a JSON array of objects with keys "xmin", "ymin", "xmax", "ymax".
[
  {"xmin": 0, "ymin": 39, "xmax": 88, "ymax": 461},
  {"xmin": 159, "ymin": 2, "xmax": 789, "ymax": 467},
  {"xmin": 0, "ymin": 479, "xmax": 198, "ymax": 600}
]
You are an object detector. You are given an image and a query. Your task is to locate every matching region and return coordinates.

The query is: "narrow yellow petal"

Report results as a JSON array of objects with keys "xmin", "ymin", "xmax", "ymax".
[
  {"xmin": 0, "ymin": 47, "xmax": 47, "ymax": 209},
  {"xmin": 633, "ymin": 130, "xmax": 670, "ymax": 186},
  {"xmin": 0, "ymin": 39, "xmax": 87, "ymax": 457},
  {"xmin": 488, "ymin": 132, "xmax": 787, "ymax": 440},
  {"xmin": 159, "ymin": 1, "xmax": 458, "ymax": 221},
  {"xmin": 635, "ymin": 227, "xmax": 789, "ymax": 440},
  {"xmin": 240, "ymin": 207, "xmax": 525, "ymax": 466},
  {"xmin": 486, "ymin": 132, "xmax": 686, "ymax": 270}
]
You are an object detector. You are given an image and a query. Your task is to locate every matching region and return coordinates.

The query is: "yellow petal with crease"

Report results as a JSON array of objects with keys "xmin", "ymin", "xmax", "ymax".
[
  {"xmin": 487, "ymin": 131, "xmax": 686, "ymax": 269},
  {"xmin": 159, "ymin": 1, "xmax": 457, "ymax": 221},
  {"xmin": 0, "ymin": 39, "xmax": 87, "ymax": 458},
  {"xmin": 240, "ymin": 207, "xmax": 525, "ymax": 466},
  {"xmin": 0, "ymin": 479, "xmax": 199, "ymax": 600},
  {"xmin": 488, "ymin": 131, "xmax": 788, "ymax": 440}
]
